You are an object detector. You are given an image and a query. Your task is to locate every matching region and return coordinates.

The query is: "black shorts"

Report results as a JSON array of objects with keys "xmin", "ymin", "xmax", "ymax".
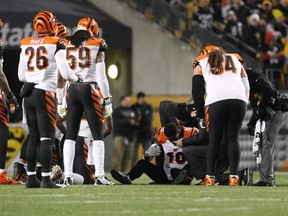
[
  {"xmin": 66, "ymin": 84, "xmax": 104, "ymax": 141},
  {"xmin": 23, "ymin": 88, "xmax": 56, "ymax": 139}
]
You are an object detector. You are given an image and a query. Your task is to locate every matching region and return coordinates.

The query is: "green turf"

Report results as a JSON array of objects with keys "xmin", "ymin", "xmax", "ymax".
[{"xmin": 1, "ymin": 172, "xmax": 288, "ymax": 216}]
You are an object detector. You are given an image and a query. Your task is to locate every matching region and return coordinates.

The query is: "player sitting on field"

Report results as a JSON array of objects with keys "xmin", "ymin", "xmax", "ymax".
[{"xmin": 110, "ymin": 123, "xmax": 198, "ymax": 185}]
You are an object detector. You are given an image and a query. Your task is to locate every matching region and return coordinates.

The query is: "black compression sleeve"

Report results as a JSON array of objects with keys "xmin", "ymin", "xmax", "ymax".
[{"xmin": 192, "ymin": 75, "xmax": 205, "ymax": 118}]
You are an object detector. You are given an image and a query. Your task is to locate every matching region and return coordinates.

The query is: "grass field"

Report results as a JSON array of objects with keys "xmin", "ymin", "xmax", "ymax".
[{"xmin": 1, "ymin": 172, "xmax": 288, "ymax": 216}]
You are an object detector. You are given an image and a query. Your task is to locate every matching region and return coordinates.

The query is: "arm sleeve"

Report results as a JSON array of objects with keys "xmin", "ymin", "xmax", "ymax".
[
  {"xmin": 18, "ymin": 49, "xmax": 27, "ymax": 82},
  {"xmin": 95, "ymin": 61, "xmax": 110, "ymax": 98},
  {"xmin": 242, "ymin": 77, "xmax": 250, "ymax": 103},
  {"xmin": 55, "ymin": 49, "xmax": 78, "ymax": 82},
  {"xmin": 192, "ymin": 75, "xmax": 205, "ymax": 118},
  {"xmin": 257, "ymin": 75, "xmax": 277, "ymax": 108}
]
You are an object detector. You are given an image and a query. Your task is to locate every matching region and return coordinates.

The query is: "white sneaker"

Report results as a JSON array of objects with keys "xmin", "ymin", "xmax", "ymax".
[
  {"xmin": 63, "ymin": 176, "xmax": 73, "ymax": 186},
  {"xmin": 94, "ymin": 176, "xmax": 114, "ymax": 185}
]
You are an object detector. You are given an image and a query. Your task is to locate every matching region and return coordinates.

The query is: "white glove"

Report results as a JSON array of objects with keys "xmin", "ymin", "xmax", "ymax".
[
  {"xmin": 104, "ymin": 97, "xmax": 113, "ymax": 117},
  {"xmin": 145, "ymin": 143, "xmax": 161, "ymax": 157}
]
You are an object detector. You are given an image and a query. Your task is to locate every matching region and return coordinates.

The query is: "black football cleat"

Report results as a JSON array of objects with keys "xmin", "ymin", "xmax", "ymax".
[
  {"xmin": 253, "ymin": 181, "xmax": 274, "ymax": 187},
  {"xmin": 171, "ymin": 170, "xmax": 192, "ymax": 185},
  {"xmin": 41, "ymin": 177, "xmax": 63, "ymax": 189},
  {"xmin": 241, "ymin": 168, "xmax": 253, "ymax": 186},
  {"xmin": 25, "ymin": 175, "xmax": 41, "ymax": 188},
  {"xmin": 110, "ymin": 169, "xmax": 132, "ymax": 184}
]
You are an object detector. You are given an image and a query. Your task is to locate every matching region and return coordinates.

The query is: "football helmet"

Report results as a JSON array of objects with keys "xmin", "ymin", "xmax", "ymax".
[
  {"xmin": 57, "ymin": 22, "xmax": 69, "ymax": 38},
  {"xmin": 200, "ymin": 45, "xmax": 218, "ymax": 55},
  {"xmin": 77, "ymin": 17, "xmax": 97, "ymax": 36},
  {"xmin": 33, "ymin": 10, "xmax": 57, "ymax": 35},
  {"xmin": 91, "ymin": 20, "xmax": 99, "ymax": 38}
]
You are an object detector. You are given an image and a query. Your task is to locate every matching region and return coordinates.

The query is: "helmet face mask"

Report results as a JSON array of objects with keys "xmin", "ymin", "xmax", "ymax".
[{"xmin": 33, "ymin": 10, "xmax": 57, "ymax": 36}]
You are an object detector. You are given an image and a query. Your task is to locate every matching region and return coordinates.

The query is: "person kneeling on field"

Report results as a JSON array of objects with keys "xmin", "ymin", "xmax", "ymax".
[{"xmin": 110, "ymin": 123, "xmax": 197, "ymax": 185}]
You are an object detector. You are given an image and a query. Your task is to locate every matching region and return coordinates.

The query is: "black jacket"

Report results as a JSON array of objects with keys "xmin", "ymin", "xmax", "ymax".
[
  {"xmin": 131, "ymin": 102, "xmax": 153, "ymax": 140},
  {"xmin": 246, "ymin": 68, "xmax": 280, "ymax": 127},
  {"xmin": 112, "ymin": 106, "xmax": 136, "ymax": 141}
]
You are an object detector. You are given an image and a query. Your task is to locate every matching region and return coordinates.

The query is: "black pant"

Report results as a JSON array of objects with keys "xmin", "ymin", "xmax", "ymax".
[
  {"xmin": 73, "ymin": 136, "xmax": 94, "ymax": 184},
  {"xmin": 206, "ymin": 99, "xmax": 246, "ymax": 175},
  {"xmin": 128, "ymin": 159, "xmax": 172, "ymax": 184},
  {"xmin": 66, "ymin": 84, "xmax": 104, "ymax": 141},
  {"xmin": 182, "ymin": 144, "xmax": 229, "ymax": 183},
  {"xmin": 0, "ymin": 96, "xmax": 9, "ymax": 169},
  {"xmin": 24, "ymin": 89, "xmax": 56, "ymax": 173}
]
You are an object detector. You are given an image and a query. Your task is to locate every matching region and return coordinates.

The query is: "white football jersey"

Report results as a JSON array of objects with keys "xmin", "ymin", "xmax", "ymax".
[
  {"xmin": 161, "ymin": 141, "xmax": 187, "ymax": 180},
  {"xmin": 66, "ymin": 38, "xmax": 105, "ymax": 82},
  {"xmin": 198, "ymin": 54, "xmax": 247, "ymax": 106},
  {"xmin": 19, "ymin": 37, "xmax": 59, "ymax": 92}
]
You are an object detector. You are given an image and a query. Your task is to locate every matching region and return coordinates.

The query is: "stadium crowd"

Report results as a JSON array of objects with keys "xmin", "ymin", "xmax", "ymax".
[{"xmin": 123, "ymin": 0, "xmax": 287, "ymax": 88}]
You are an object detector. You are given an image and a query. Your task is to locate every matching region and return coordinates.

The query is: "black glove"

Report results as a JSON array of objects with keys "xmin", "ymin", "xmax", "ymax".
[
  {"xmin": 247, "ymin": 123, "xmax": 255, "ymax": 136},
  {"xmin": 6, "ymin": 91, "xmax": 19, "ymax": 113}
]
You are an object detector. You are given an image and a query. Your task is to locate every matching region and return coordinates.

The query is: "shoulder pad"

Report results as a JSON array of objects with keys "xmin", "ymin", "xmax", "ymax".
[{"xmin": 99, "ymin": 39, "xmax": 107, "ymax": 52}]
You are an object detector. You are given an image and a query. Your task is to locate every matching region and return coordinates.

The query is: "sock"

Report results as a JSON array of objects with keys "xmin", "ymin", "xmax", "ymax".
[
  {"xmin": 42, "ymin": 172, "xmax": 51, "ymax": 177},
  {"xmin": 39, "ymin": 139, "xmax": 53, "ymax": 173},
  {"xmin": 93, "ymin": 140, "xmax": 105, "ymax": 177},
  {"xmin": 63, "ymin": 139, "xmax": 76, "ymax": 178},
  {"xmin": 0, "ymin": 134, "xmax": 8, "ymax": 170},
  {"xmin": 27, "ymin": 171, "xmax": 36, "ymax": 176}
]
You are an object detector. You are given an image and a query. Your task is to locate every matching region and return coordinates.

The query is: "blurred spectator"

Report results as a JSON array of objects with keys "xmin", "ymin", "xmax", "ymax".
[
  {"xmin": 242, "ymin": 13, "xmax": 262, "ymax": 50},
  {"xmin": 112, "ymin": 96, "xmax": 137, "ymax": 172},
  {"xmin": 131, "ymin": 92, "xmax": 153, "ymax": 165},
  {"xmin": 193, "ymin": 0, "xmax": 215, "ymax": 29},
  {"xmin": 257, "ymin": 31, "xmax": 285, "ymax": 87},
  {"xmin": 246, "ymin": 0, "xmax": 262, "ymax": 13},
  {"xmin": 222, "ymin": 0, "xmax": 251, "ymax": 26},
  {"xmin": 258, "ymin": 0, "xmax": 274, "ymax": 20},
  {"xmin": 269, "ymin": 9, "xmax": 287, "ymax": 37},
  {"xmin": 224, "ymin": 10, "xmax": 243, "ymax": 38}
]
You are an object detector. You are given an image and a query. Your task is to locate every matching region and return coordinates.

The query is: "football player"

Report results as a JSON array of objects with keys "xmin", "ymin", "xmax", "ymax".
[
  {"xmin": 62, "ymin": 17, "xmax": 113, "ymax": 185},
  {"xmin": 0, "ymin": 18, "xmax": 20, "ymax": 184},
  {"xmin": 110, "ymin": 123, "xmax": 198, "ymax": 185},
  {"xmin": 18, "ymin": 11, "xmax": 81, "ymax": 188},
  {"xmin": 192, "ymin": 46, "xmax": 249, "ymax": 186}
]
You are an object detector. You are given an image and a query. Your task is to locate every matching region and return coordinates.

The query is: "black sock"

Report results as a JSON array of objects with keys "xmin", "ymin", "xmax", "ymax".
[{"xmin": 39, "ymin": 139, "xmax": 53, "ymax": 173}]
